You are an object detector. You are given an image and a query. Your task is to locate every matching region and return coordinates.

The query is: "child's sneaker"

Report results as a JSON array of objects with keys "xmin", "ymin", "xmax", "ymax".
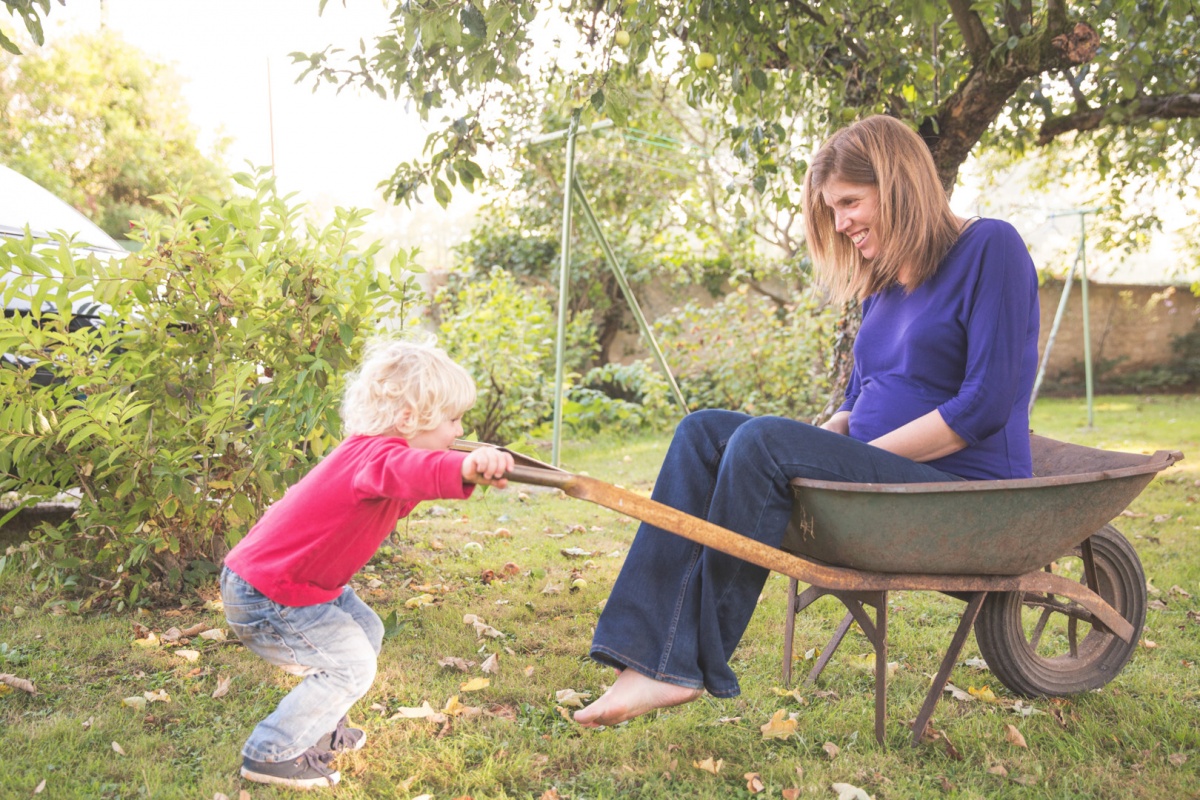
[
  {"xmin": 317, "ymin": 715, "xmax": 367, "ymax": 752},
  {"xmin": 240, "ymin": 746, "xmax": 339, "ymax": 789}
]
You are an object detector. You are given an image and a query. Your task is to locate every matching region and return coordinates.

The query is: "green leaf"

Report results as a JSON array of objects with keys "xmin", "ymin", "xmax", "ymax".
[{"xmin": 460, "ymin": 4, "xmax": 487, "ymax": 39}]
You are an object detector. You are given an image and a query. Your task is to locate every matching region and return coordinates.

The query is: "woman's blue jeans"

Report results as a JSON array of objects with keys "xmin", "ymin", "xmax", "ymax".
[
  {"xmin": 220, "ymin": 566, "xmax": 384, "ymax": 762},
  {"xmin": 589, "ymin": 410, "xmax": 960, "ymax": 698}
]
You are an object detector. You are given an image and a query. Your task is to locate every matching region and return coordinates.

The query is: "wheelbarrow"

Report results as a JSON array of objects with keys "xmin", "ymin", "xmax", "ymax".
[{"xmin": 455, "ymin": 434, "xmax": 1183, "ymax": 745}]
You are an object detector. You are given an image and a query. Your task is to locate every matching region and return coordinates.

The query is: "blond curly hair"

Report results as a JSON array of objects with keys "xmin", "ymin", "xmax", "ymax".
[{"xmin": 340, "ymin": 337, "xmax": 476, "ymax": 438}]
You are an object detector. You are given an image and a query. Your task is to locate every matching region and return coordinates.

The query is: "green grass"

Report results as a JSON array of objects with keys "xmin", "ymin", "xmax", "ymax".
[{"xmin": 2, "ymin": 396, "xmax": 1198, "ymax": 798}]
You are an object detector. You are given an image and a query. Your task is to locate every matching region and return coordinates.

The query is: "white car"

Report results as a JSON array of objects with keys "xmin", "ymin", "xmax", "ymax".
[{"xmin": 1, "ymin": 165, "xmax": 129, "ymax": 385}]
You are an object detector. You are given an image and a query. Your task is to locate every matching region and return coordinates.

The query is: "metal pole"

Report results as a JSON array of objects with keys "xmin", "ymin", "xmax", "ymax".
[
  {"xmin": 1079, "ymin": 213, "xmax": 1094, "ymax": 428},
  {"xmin": 1029, "ymin": 251, "xmax": 1080, "ymax": 413},
  {"xmin": 572, "ymin": 178, "xmax": 689, "ymax": 416},
  {"xmin": 551, "ymin": 112, "xmax": 581, "ymax": 467}
]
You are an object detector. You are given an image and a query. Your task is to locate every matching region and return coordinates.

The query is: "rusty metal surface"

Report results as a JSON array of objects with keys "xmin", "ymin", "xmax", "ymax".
[{"xmin": 781, "ymin": 436, "xmax": 1183, "ymax": 576}]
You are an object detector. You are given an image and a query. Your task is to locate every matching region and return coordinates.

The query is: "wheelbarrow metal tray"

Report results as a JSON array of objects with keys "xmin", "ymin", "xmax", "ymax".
[{"xmin": 782, "ymin": 435, "xmax": 1182, "ymax": 576}]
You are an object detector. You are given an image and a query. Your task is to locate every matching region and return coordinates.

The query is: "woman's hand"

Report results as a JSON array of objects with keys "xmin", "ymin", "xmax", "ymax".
[
  {"xmin": 462, "ymin": 447, "xmax": 515, "ymax": 488},
  {"xmin": 870, "ymin": 409, "xmax": 968, "ymax": 462},
  {"xmin": 820, "ymin": 410, "xmax": 851, "ymax": 435}
]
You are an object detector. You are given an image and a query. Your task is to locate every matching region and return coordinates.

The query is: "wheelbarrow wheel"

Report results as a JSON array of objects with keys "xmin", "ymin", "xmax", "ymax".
[{"xmin": 974, "ymin": 524, "xmax": 1146, "ymax": 697}]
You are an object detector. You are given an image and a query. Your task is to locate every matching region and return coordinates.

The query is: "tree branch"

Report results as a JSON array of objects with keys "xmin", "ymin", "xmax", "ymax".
[
  {"xmin": 947, "ymin": 0, "xmax": 991, "ymax": 63},
  {"xmin": 1037, "ymin": 93, "xmax": 1200, "ymax": 145}
]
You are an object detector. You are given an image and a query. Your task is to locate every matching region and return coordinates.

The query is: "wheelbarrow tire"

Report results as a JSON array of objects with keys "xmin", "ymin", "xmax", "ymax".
[{"xmin": 974, "ymin": 524, "xmax": 1146, "ymax": 698}]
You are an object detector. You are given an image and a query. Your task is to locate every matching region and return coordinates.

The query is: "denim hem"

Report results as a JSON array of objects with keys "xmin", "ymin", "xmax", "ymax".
[{"xmin": 589, "ymin": 645, "xmax": 740, "ymax": 699}]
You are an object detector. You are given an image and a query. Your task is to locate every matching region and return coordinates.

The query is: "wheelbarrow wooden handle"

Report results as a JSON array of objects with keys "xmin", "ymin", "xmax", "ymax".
[{"xmin": 487, "ymin": 462, "xmax": 1135, "ymax": 642}]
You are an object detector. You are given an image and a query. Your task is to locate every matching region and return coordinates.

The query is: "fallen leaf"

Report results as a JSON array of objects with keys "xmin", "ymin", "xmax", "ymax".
[
  {"xmin": 460, "ymin": 677, "xmax": 490, "ymax": 692},
  {"xmin": 845, "ymin": 653, "xmax": 898, "ymax": 678},
  {"xmin": 715, "ymin": 716, "xmax": 742, "ymax": 724},
  {"xmin": 1149, "ymin": 600, "xmax": 1168, "ymax": 610},
  {"xmin": 760, "ymin": 709, "xmax": 798, "ymax": 740},
  {"xmin": 968, "ymin": 685, "xmax": 999, "ymax": 704},
  {"xmin": 962, "ymin": 657, "xmax": 990, "ymax": 670},
  {"xmin": 198, "ymin": 628, "xmax": 227, "ymax": 642},
  {"xmin": 122, "ymin": 696, "xmax": 148, "ymax": 710},
  {"xmin": 389, "ymin": 701, "xmax": 440, "ymax": 719},
  {"xmin": 1169, "ymin": 585, "xmax": 1192, "ymax": 598},
  {"xmin": 131, "ymin": 632, "xmax": 161, "ymax": 649},
  {"xmin": 1152, "ymin": 513, "xmax": 1171, "ymax": 523},
  {"xmin": 987, "ymin": 764, "xmax": 1008, "ymax": 777},
  {"xmin": 481, "ymin": 654, "xmax": 499, "ymax": 674},
  {"xmin": 744, "ymin": 772, "xmax": 765, "ymax": 794},
  {"xmin": 1140, "ymin": 639, "xmax": 1159, "ymax": 649},
  {"xmin": 161, "ymin": 627, "xmax": 183, "ymax": 643},
  {"xmin": 1120, "ymin": 509, "xmax": 1147, "ymax": 518},
  {"xmin": 555, "ymin": 688, "xmax": 592, "ymax": 708},
  {"xmin": 212, "ymin": 675, "xmax": 232, "ymax": 699},
  {"xmin": 1168, "ymin": 753, "xmax": 1188, "ymax": 766},
  {"xmin": 0, "ymin": 673, "xmax": 38, "ymax": 695},
  {"xmin": 524, "ymin": 665, "xmax": 535, "ymax": 677},
  {"xmin": 1005, "ymin": 724, "xmax": 1028, "ymax": 748},
  {"xmin": 82, "ymin": 717, "xmax": 93, "ymax": 729},
  {"xmin": 555, "ymin": 705, "xmax": 573, "ymax": 722},
  {"xmin": 561, "ymin": 547, "xmax": 593, "ymax": 558},
  {"xmin": 539, "ymin": 789, "xmax": 560, "ymax": 800},
  {"xmin": 111, "ymin": 741, "xmax": 126, "ymax": 756},
  {"xmin": 1147, "ymin": 579, "xmax": 1162, "ymax": 596},
  {"xmin": 943, "ymin": 682, "xmax": 973, "ymax": 701},
  {"xmin": 174, "ymin": 649, "xmax": 200, "ymax": 663},
  {"xmin": 772, "ymin": 686, "xmax": 807, "ymax": 703},
  {"xmin": 405, "ymin": 593, "xmax": 436, "ymax": 609},
  {"xmin": 831, "ymin": 782, "xmax": 872, "ymax": 800},
  {"xmin": 143, "ymin": 689, "xmax": 170, "ymax": 703},
  {"xmin": 541, "ymin": 582, "xmax": 563, "ymax": 595},
  {"xmin": 34, "ymin": 779, "xmax": 45, "ymax": 794},
  {"xmin": 438, "ymin": 657, "xmax": 476, "ymax": 672},
  {"xmin": 823, "ymin": 742, "xmax": 840, "ymax": 760},
  {"xmin": 693, "ymin": 757, "xmax": 723, "ymax": 775},
  {"xmin": 782, "ymin": 789, "xmax": 801, "ymax": 800}
]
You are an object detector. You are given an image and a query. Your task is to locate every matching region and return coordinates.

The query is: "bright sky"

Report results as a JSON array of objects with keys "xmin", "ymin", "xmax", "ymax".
[
  {"xmin": 40, "ymin": 0, "xmax": 483, "ymax": 267},
  {"xmin": 46, "ymin": 0, "xmax": 422, "ymax": 208}
]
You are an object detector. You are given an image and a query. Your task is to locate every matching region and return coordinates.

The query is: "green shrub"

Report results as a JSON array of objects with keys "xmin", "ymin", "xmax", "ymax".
[
  {"xmin": 565, "ymin": 360, "xmax": 680, "ymax": 434},
  {"xmin": 654, "ymin": 283, "xmax": 840, "ymax": 420},
  {"xmin": 433, "ymin": 268, "xmax": 595, "ymax": 445},
  {"xmin": 0, "ymin": 172, "xmax": 423, "ymax": 607}
]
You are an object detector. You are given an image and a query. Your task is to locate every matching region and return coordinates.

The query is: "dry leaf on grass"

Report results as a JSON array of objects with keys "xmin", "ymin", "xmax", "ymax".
[
  {"xmin": 1005, "ymin": 724, "xmax": 1028, "ymax": 748},
  {"xmin": 782, "ymin": 789, "xmax": 801, "ymax": 800},
  {"xmin": 1140, "ymin": 639, "xmax": 1159, "ymax": 649},
  {"xmin": 524, "ymin": 665, "xmax": 535, "ymax": 677},
  {"xmin": 968, "ymin": 685, "xmax": 999, "ymax": 704},
  {"xmin": 693, "ymin": 757, "xmax": 723, "ymax": 775},
  {"xmin": 0, "ymin": 673, "xmax": 38, "ymax": 695},
  {"xmin": 831, "ymin": 782, "xmax": 872, "ymax": 800},
  {"xmin": 555, "ymin": 688, "xmax": 592, "ymax": 708},
  {"xmin": 846, "ymin": 653, "xmax": 898, "ymax": 678},
  {"xmin": 198, "ymin": 628, "xmax": 226, "ymax": 642},
  {"xmin": 439, "ymin": 656, "xmax": 476, "ymax": 672},
  {"xmin": 405, "ymin": 593, "xmax": 436, "ymax": 609},
  {"xmin": 987, "ymin": 764, "xmax": 1009, "ymax": 777},
  {"xmin": 760, "ymin": 709, "xmax": 798, "ymax": 740},
  {"xmin": 143, "ymin": 689, "xmax": 170, "ymax": 703},
  {"xmin": 34, "ymin": 779, "xmax": 46, "ymax": 794},
  {"xmin": 1168, "ymin": 753, "xmax": 1188, "ymax": 767},
  {"xmin": 481, "ymin": 653, "xmax": 500, "ymax": 674},
  {"xmin": 541, "ymin": 582, "xmax": 563, "ymax": 595},
  {"xmin": 131, "ymin": 632, "xmax": 161, "ymax": 649},
  {"xmin": 943, "ymin": 682, "xmax": 973, "ymax": 701},
  {"xmin": 561, "ymin": 547, "xmax": 593, "ymax": 558},
  {"xmin": 1169, "ymin": 585, "xmax": 1192, "ymax": 598},
  {"xmin": 539, "ymin": 789, "xmax": 560, "ymax": 800},
  {"xmin": 175, "ymin": 650, "xmax": 200, "ymax": 663},
  {"xmin": 823, "ymin": 742, "xmax": 840, "ymax": 760},
  {"xmin": 460, "ymin": 677, "xmax": 490, "ymax": 692},
  {"xmin": 121, "ymin": 696, "xmax": 148, "ymax": 711},
  {"xmin": 772, "ymin": 686, "xmax": 807, "ymax": 703},
  {"xmin": 744, "ymin": 772, "xmax": 765, "ymax": 793},
  {"xmin": 554, "ymin": 706, "xmax": 573, "ymax": 722},
  {"xmin": 212, "ymin": 675, "xmax": 232, "ymax": 699},
  {"xmin": 111, "ymin": 741, "xmax": 126, "ymax": 756}
]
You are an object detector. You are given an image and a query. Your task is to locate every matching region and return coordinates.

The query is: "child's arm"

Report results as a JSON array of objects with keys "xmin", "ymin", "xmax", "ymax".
[{"xmin": 462, "ymin": 446, "xmax": 516, "ymax": 489}]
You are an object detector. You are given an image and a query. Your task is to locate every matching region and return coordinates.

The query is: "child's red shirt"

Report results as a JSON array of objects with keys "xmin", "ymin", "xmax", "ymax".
[{"xmin": 224, "ymin": 435, "xmax": 473, "ymax": 606}]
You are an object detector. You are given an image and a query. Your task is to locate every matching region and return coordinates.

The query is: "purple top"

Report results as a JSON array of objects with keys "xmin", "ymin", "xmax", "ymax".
[{"xmin": 839, "ymin": 218, "xmax": 1040, "ymax": 480}]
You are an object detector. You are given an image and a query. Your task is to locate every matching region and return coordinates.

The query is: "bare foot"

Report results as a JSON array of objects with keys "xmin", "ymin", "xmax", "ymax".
[{"xmin": 574, "ymin": 668, "xmax": 702, "ymax": 727}]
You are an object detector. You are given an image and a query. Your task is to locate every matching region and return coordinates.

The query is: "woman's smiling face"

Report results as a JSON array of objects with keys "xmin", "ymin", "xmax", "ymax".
[{"xmin": 821, "ymin": 178, "xmax": 881, "ymax": 260}]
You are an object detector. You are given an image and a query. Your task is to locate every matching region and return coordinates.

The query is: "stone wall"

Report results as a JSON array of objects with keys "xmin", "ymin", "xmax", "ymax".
[{"xmin": 1036, "ymin": 280, "xmax": 1199, "ymax": 383}]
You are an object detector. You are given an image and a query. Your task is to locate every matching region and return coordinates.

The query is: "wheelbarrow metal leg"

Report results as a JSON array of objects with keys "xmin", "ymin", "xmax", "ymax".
[
  {"xmin": 783, "ymin": 578, "xmax": 799, "ymax": 686},
  {"xmin": 805, "ymin": 611, "xmax": 854, "ymax": 687},
  {"xmin": 911, "ymin": 592, "xmax": 987, "ymax": 746},
  {"xmin": 874, "ymin": 594, "xmax": 888, "ymax": 745}
]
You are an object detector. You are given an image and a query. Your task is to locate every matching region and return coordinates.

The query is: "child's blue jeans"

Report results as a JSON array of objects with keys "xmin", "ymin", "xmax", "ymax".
[
  {"xmin": 220, "ymin": 566, "xmax": 384, "ymax": 763},
  {"xmin": 590, "ymin": 410, "xmax": 961, "ymax": 698}
]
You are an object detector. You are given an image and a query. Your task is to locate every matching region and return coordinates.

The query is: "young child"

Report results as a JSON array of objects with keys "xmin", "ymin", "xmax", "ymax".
[{"xmin": 220, "ymin": 338, "xmax": 514, "ymax": 790}]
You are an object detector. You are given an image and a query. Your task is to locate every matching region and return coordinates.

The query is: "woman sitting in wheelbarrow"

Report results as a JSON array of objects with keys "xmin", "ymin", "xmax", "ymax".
[{"xmin": 575, "ymin": 114, "xmax": 1041, "ymax": 727}]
